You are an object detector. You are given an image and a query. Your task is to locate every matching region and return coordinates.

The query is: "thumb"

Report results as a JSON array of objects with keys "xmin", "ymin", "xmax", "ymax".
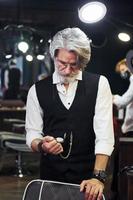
[{"xmin": 43, "ymin": 135, "xmax": 55, "ymax": 142}]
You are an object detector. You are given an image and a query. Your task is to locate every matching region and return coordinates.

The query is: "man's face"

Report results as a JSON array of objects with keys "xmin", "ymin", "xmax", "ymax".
[
  {"xmin": 55, "ymin": 48, "xmax": 80, "ymax": 77},
  {"xmin": 119, "ymin": 64, "xmax": 128, "ymax": 73},
  {"xmin": 119, "ymin": 64, "xmax": 130, "ymax": 80}
]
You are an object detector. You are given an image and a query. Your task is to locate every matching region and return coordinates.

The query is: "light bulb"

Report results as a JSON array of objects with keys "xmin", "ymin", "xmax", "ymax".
[
  {"xmin": 18, "ymin": 41, "xmax": 29, "ymax": 53},
  {"xmin": 37, "ymin": 54, "xmax": 45, "ymax": 60},
  {"xmin": 26, "ymin": 54, "xmax": 33, "ymax": 62},
  {"xmin": 78, "ymin": 1, "xmax": 107, "ymax": 23},
  {"xmin": 118, "ymin": 33, "xmax": 130, "ymax": 42}
]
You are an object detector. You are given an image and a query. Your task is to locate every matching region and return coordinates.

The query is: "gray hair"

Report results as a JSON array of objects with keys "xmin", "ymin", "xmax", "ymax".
[{"xmin": 49, "ymin": 27, "xmax": 91, "ymax": 69}]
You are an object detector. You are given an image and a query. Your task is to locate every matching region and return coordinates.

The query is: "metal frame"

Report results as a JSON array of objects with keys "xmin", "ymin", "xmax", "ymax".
[{"xmin": 22, "ymin": 179, "xmax": 105, "ymax": 200}]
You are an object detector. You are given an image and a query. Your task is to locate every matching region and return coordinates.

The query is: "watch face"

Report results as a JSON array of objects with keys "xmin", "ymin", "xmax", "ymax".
[
  {"xmin": 99, "ymin": 171, "xmax": 107, "ymax": 179},
  {"xmin": 94, "ymin": 170, "xmax": 107, "ymax": 178},
  {"xmin": 93, "ymin": 170, "xmax": 107, "ymax": 183}
]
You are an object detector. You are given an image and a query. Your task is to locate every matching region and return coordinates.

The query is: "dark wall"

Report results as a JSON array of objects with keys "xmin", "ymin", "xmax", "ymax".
[{"xmin": 85, "ymin": 30, "xmax": 132, "ymax": 95}]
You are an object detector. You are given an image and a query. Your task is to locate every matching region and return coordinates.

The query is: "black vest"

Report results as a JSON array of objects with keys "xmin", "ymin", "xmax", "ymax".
[{"xmin": 35, "ymin": 71, "xmax": 100, "ymax": 183}]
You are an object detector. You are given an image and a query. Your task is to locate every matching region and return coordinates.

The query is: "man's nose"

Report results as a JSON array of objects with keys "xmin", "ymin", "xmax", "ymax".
[{"xmin": 65, "ymin": 66, "xmax": 72, "ymax": 73}]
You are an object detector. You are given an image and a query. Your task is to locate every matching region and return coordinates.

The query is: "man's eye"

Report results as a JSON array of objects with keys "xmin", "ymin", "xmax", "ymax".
[
  {"xmin": 61, "ymin": 61, "xmax": 67, "ymax": 65},
  {"xmin": 71, "ymin": 63, "xmax": 76, "ymax": 66}
]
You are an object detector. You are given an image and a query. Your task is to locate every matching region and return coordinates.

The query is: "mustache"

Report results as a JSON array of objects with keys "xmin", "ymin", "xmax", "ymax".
[{"xmin": 65, "ymin": 71, "xmax": 78, "ymax": 77}]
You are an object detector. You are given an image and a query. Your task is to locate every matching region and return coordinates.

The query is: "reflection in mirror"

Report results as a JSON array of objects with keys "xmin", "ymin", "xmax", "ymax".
[{"xmin": 0, "ymin": 25, "xmax": 53, "ymax": 102}]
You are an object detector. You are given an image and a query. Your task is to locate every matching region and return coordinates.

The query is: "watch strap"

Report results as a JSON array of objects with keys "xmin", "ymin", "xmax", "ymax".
[
  {"xmin": 37, "ymin": 140, "xmax": 43, "ymax": 153},
  {"xmin": 37, "ymin": 141, "xmax": 47, "ymax": 155},
  {"xmin": 92, "ymin": 170, "xmax": 107, "ymax": 183}
]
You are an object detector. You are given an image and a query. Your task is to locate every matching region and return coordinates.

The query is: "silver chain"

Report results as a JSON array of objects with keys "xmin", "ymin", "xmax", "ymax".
[{"xmin": 59, "ymin": 132, "xmax": 73, "ymax": 159}]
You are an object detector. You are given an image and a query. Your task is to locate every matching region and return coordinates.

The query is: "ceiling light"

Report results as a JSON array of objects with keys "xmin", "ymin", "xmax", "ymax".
[
  {"xmin": 40, "ymin": 39, "xmax": 43, "ymax": 43},
  {"xmin": 78, "ymin": 1, "xmax": 107, "ymax": 23},
  {"xmin": 26, "ymin": 54, "xmax": 33, "ymax": 62},
  {"xmin": 18, "ymin": 41, "xmax": 29, "ymax": 53},
  {"xmin": 48, "ymin": 39, "xmax": 52, "ymax": 43},
  {"xmin": 5, "ymin": 54, "xmax": 12, "ymax": 59},
  {"xmin": 118, "ymin": 32, "xmax": 130, "ymax": 42},
  {"xmin": 37, "ymin": 54, "xmax": 45, "ymax": 60}
]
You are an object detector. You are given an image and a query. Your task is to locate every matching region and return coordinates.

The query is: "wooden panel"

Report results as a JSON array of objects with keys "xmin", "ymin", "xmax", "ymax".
[
  {"xmin": 127, "ymin": 171, "xmax": 133, "ymax": 200},
  {"xmin": 118, "ymin": 137, "xmax": 133, "ymax": 200}
]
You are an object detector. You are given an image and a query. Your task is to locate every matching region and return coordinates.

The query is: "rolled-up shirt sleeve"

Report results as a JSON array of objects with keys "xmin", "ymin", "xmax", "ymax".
[
  {"xmin": 113, "ymin": 75, "xmax": 133, "ymax": 109},
  {"xmin": 94, "ymin": 76, "xmax": 114, "ymax": 156},
  {"xmin": 25, "ymin": 84, "xmax": 44, "ymax": 148}
]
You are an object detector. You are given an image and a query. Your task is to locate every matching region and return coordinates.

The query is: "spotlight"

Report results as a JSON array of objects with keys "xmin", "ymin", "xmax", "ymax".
[
  {"xmin": 5, "ymin": 54, "xmax": 12, "ymax": 59},
  {"xmin": 37, "ymin": 54, "xmax": 45, "ymax": 60},
  {"xmin": 18, "ymin": 41, "xmax": 29, "ymax": 53},
  {"xmin": 118, "ymin": 32, "xmax": 130, "ymax": 42},
  {"xmin": 78, "ymin": 1, "xmax": 107, "ymax": 23},
  {"xmin": 26, "ymin": 54, "xmax": 33, "ymax": 62},
  {"xmin": 40, "ymin": 39, "xmax": 44, "ymax": 43},
  {"xmin": 48, "ymin": 39, "xmax": 52, "ymax": 43}
]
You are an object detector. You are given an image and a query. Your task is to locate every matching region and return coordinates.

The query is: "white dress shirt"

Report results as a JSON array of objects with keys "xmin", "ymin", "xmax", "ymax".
[
  {"xmin": 26, "ymin": 71, "xmax": 114, "ymax": 155},
  {"xmin": 113, "ymin": 74, "xmax": 133, "ymax": 133}
]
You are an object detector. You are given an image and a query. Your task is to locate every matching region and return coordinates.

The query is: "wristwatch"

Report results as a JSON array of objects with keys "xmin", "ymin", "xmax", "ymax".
[
  {"xmin": 37, "ymin": 140, "xmax": 44, "ymax": 153},
  {"xmin": 92, "ymin": 170, "xmax": 107, "ymax": 183},
  {"xmin": 37, "ymin": 140, "xmax": 48, "ymax": 155}
]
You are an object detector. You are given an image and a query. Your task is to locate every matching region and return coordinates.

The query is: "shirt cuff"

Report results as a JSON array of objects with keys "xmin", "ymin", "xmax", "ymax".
[
  {"xmin": 26, "ymin": 130, "xmax": 43, "ymax": 149},
  {"xmin": 95, "ymin": 142, "xmax": 114, "ymax": 156},
  {"xmin": 113, "ymin": 95, "xmax": 123, "ymax": 108}
]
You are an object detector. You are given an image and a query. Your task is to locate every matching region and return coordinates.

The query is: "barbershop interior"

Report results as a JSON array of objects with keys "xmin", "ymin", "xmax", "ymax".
[{"xmin": 0, "ymin": 0, "xmax": 133, "ymax": 200}]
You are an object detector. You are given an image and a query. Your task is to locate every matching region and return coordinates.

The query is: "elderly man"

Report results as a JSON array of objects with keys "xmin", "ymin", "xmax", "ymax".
[{"xmin": 26, "ymin": 27, "xmax": 114, "ymax": 200}]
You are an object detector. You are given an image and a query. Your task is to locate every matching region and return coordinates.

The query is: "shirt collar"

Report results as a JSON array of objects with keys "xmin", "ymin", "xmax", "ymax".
[{"xmin": 52, "ymin": 70, "xmax": 82, "ymax": 84}]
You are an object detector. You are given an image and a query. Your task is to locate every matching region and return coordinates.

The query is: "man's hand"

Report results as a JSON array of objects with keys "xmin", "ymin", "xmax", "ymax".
[
  {"xmin": 80, "ymin": 178, "xmax": 104, "ymax": 200},
  {"xmin": 41, "ymin": 136, "xmax": 63, "ymax": 155}
]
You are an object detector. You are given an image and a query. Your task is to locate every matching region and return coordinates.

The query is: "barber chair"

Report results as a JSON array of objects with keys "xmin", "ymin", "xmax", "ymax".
[
  {"xmin": 0, "ymin": 131, "xmax": 31, "ymax": 177},
  {"xmin": 22, "ymin": 180, "xmax": 105, "ymax": 200},
  {"xmin": 3, "ymin": 118, "xmax": 25, "ymax": 132},
  {"xmin": 5, "ymin": 140, "xmax": 31, "ymax": 177}
]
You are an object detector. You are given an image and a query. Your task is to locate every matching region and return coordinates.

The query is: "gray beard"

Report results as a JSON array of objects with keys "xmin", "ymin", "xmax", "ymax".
[
  {"xmin": 54, "ymin": 62, "xmax": 79, "ymax": 83},
  {"xmin": 60, "ymin": 76, "xmax": 77, "ymax": 84}
]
